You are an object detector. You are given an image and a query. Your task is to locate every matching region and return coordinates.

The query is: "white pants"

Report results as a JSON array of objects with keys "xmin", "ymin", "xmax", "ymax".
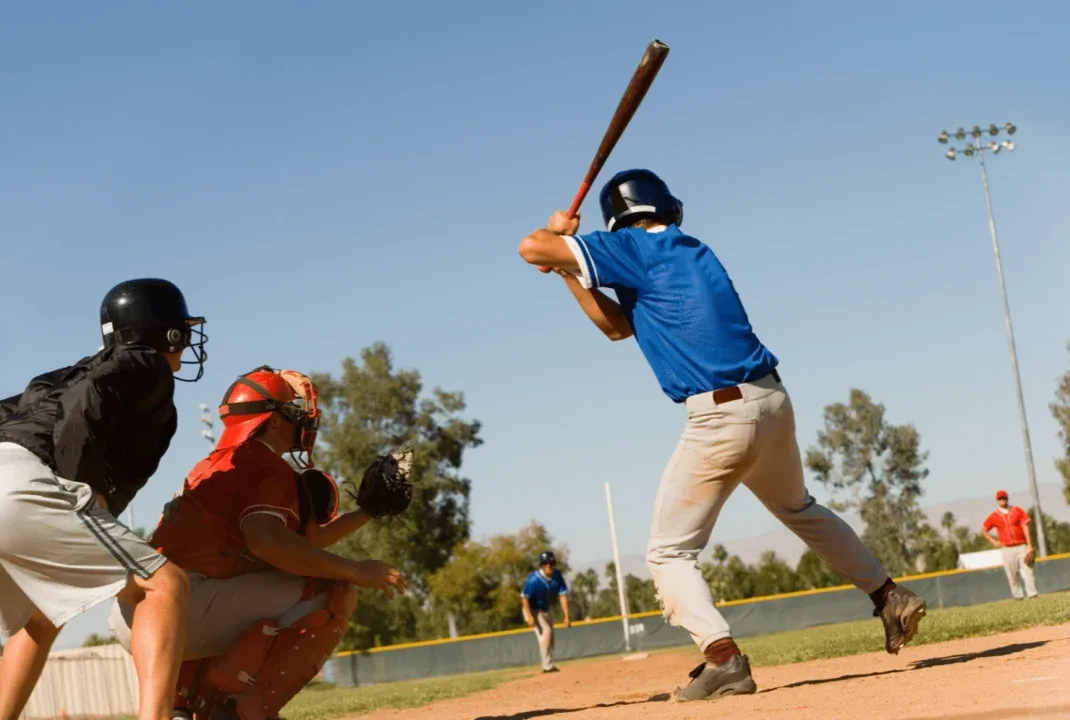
[
  {"xmin": 532, "ymin": 611, "xmax": 555, "ymax": 670},
  {"xmin": 1001, "ymin": 544, "xmax": 1038, "ymax": 599},
  {"xmin": 645, "ymin": 374, "xmax": 889, "ymax": 651}
]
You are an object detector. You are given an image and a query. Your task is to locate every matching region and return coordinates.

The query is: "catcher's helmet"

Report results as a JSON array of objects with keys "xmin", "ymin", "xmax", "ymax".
[
  {"xmin": 100, "ymin": 278, "xmax": 208, "ymax": 382},
  {"xmin": 599, "ymin": 169, "xmax": 683, "ymax": 231},
  {"xmin": 217, "ymin": 366, "xmax": 322, "ymax": 468},
  {"xmin": 538, "ymin": 550, "xmax": 557, "ymax": 567}
]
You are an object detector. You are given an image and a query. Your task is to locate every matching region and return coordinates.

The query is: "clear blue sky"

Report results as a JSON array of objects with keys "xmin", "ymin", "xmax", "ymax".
[{"xmin": 3, "ymin": 1, "xmax": 1069, "ymax": 648}]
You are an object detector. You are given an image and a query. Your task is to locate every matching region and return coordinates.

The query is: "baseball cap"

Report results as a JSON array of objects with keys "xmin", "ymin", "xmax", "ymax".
[{"xmin": 996, "ymin": 490, "xmax": 1008, "ymax": 500}]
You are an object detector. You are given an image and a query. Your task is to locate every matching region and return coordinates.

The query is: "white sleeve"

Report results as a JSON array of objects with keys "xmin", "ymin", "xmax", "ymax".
[{"xmin": 561, "ymin": 236, "xmax": 596, "ymax": 289}]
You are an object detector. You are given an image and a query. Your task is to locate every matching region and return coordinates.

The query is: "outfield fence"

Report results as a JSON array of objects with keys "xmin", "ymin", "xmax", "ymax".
[{"xmin": 324, "ymin": 552, "xmax": 1070, "ymax": 687}]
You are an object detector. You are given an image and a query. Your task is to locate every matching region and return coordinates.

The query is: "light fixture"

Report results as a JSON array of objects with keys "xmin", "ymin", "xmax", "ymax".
[
  {"xmin": 946, "ymin": 147, "xmax": 957, "ymax": 160},
  {"xmin": 1002, "ymin": 140, "xmax": 1015, "ymax": 151},
  {"xmin": 964, "ymin": 145, "xmax": 975, "ymax": 157},
  {"xmin": 938, "ymin": 130, "xmax": 949, "ymax": 144},
  {"xmin": 972, "ymin": 125, "xmax": 983, "ymax": 138},
  {"xmin": 1005, "ymin": 122, "xmax": 1017, "ymax": 135},
  {"xmin": 955, "ymin": 127, "xmax": 966, "ymax": 140},
  {"xmin": 989, "ymin": 124, "xmax": 1000, "ymax": 136}
]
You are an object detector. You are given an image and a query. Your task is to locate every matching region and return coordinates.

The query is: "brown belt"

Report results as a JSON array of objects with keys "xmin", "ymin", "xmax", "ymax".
[{"xmin": 711, "ymin": 369, "xmax": 781, "ymax": 405}]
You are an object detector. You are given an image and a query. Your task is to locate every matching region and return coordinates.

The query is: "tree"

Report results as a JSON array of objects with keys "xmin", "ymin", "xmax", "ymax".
[
  {"xmin": 427, "ymin": 521, "xmax": 569, "ymax": 636},
  {"xmin": 310, "ymin": 342, "xmax": 483, "ymax": 649},
  {"xmin": 805, "ymin": 389, "xmax": 931, "ymax": 577},
  {"xmin": 1050, "ymin": 342, "xmax": 1070, "ymax": 503},
  {"xmin": 82, "ymin": 633, "xmax": 118, "ymax": 647},
  {"xmin": 700, "ymin": 544, "xmax": 755, "ymax": 602},
  {"xmin": 585, "ymin": 563, "xmax": 659, "ymax": 619},
  {"xmin": 568, "ymin": 568, "xmax": 601, "ymax": 621},
  {"xmin": 750, "ymin": 551, "xmax": 797, "ymax": 597}
]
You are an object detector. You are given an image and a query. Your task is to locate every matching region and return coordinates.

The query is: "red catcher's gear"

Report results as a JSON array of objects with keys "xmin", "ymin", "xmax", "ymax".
[
  {"xmin": 217, "ymin": 366, "xmax": 321, "ymax": 468},
  {"xmin": 173, "ymin": 579, "xmax": 357, "ymax": 720}
]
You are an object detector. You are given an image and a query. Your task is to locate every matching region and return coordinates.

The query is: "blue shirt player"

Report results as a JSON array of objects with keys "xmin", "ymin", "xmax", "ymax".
[
  {"xmin": 520, "ymin": 550, "xmax": 570, "ymax": 673},
  {"xmin": 517, "ymin": 169, "xmax": 927, "ymax": 701}
]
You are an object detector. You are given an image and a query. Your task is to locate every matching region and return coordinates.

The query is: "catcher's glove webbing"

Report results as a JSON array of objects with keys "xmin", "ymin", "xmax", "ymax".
[
  {"xmin": 346, "ymin": 449, "xmax": 415, "ymax": 519},
  {"xmin": 1024, "ymin": 548, "xmax": 1036, "ymax": 568}
]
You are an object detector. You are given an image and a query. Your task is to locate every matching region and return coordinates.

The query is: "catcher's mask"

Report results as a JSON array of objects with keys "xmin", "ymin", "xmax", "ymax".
[{"xmin": 217, "ymin": 365, "xmax": 322, "ymax": 468}]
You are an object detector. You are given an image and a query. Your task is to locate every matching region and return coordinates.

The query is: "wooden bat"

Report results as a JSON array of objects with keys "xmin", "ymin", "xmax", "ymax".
[{"xmin": 567, "ymin": 39, "xmax": 670, "ymax": 219}]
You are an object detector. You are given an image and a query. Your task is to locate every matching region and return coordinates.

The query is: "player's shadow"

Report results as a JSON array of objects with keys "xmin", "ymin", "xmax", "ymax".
[
  {"xmin": 763, "ymin": 640, "xmax": 1049, "ymax": 692},
  {"xmin": 472, "ymin": 694, "xmax": 671, "ymax": 719}
]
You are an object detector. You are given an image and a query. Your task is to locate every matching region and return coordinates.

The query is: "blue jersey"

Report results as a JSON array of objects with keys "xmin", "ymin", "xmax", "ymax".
[
  {"xmin": 521, "ymin": 569, "xmax": 568, "ymax": 613},
  {"xmin": 564, "ymin": 224, "xmax": 778, "ymax": 402}
]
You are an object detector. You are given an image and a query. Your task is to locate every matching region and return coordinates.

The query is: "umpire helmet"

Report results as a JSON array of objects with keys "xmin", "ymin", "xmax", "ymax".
[
  {"xmin": 599, "ymin": 169, "xmax": 683, "ymax": 231},
  {"xmin": 538, "ymin": 550, "xmax": 557, "ymax": 567},
  {"xmin": 100, "ymin": 278, "xmax": 208, "ymax": 382}
]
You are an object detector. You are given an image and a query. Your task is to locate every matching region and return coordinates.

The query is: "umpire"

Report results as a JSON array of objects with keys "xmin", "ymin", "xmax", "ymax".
[{"xmin": 0, "ymin": 278, "xmax": 207, "ymax": 720}]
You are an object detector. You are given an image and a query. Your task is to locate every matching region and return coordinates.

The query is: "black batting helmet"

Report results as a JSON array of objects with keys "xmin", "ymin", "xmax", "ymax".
[
  {"xmin": 599, "ymin": 169, "xmax": 683, "ymax": 231},
  {"xmin": 100, "ymin": 278, "xmax": 208, "ymax": 382},
  {"xmin": 538, "ymin": 550, "xmax": 557, "ymax": 567}
]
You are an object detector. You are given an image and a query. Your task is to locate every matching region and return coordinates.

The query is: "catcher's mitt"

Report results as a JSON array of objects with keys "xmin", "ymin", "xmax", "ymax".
[
  {"xmin": 1024, "ymin": 548, "xmax": 1036, "ymax": 568},
  {"xmin": 349, "ymin": 449, "xmax": 415, "ymax": 519}
]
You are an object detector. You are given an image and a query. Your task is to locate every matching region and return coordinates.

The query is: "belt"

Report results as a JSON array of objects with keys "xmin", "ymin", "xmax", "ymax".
[{"xmin": 711, "ymin": 369, "xmax": 781, "ymax": 405}]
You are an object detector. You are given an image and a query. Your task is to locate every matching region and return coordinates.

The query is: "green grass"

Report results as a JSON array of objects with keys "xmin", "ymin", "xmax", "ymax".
[{"xmin": 282, "ymin": 667, "xmax": 530, "ymax": 720}]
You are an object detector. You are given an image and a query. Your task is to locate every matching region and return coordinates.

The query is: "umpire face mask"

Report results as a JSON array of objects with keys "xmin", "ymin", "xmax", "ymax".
[{"xmin": 173, "ymin": 318, "xmax": 209, "ymax": 383}]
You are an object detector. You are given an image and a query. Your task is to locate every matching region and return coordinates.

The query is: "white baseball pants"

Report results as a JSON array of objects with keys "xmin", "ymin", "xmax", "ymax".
[
  {"xmin": 645, "ymin": 373, "xmax": 889, "ymax": 651},
  {"xmin": 1001, "ymin": 544, "xmax": 1038, "ymax": 599}
]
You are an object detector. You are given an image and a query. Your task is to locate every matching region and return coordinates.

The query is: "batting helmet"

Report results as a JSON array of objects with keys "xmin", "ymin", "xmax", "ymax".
[
  {"xmin": 100, "ymin": 278, "xmax": 208, "ymax": 382},
  {"xmin": 538, "ymin": 550, "xmax": 557, "ymax": 567},
  {"xmin": 217, "ymin": 366, "xmax": 322, "ymax": 467},
  {"xmin": 599, "ymin": 169, "xmax": 683, "ymax": 231}
]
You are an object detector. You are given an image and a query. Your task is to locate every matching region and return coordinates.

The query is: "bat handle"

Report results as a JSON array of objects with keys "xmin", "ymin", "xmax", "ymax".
[{"xmin": 567, "ymin": 181, "xmax": 591, "ymax": 219}]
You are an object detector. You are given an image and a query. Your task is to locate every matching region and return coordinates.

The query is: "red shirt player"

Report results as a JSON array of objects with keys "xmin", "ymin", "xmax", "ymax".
[
  {"xmin": 981, "ymin": 490, "xmax": 1038, "ymax": 600},
  {"xmin": 109, "ymin": 366, "xmax": 408, "ymax": 720}
]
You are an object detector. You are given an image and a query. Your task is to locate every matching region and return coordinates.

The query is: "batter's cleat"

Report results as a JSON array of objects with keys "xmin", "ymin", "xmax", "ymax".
[
  {"xmin": 672, "ymin": 654, "xmax": 757, "ymax": 702},
  {"xmin": 878, "ymin": 584, "xmax": 927, "ymax": 654}
]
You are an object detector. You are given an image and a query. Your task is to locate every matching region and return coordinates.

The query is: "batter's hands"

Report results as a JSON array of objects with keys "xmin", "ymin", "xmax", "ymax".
[
  {"xmin": 349, "ymin": 559, "xmax": 409, "ymax": 599},
  {"xmin": 548, "ymin": 210, "xmax": 580, "ymax": 236},
  {"xmin": 564, "ymin": 619, "xmax": 572, "ymax": 629},
  {"xmin": 524, "ymin": 613, "xmax": 535, "ymax": 628}
]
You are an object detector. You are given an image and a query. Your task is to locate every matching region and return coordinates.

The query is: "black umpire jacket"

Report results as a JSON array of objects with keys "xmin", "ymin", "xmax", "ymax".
[{"xmin": 0, "ymin": 345, "xmax": 178, "ymax": 516}]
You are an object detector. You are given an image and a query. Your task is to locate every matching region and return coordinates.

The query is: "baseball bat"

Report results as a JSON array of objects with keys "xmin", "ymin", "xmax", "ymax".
[{"xmin": 566, "ymin": 39, "xmax": 670, "ymax": 219}]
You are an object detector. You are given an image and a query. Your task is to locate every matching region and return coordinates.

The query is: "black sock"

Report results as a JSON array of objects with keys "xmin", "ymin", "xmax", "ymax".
[{"xmin": 869, "ymin": 578, "xmax": 896, "ymax": 611}]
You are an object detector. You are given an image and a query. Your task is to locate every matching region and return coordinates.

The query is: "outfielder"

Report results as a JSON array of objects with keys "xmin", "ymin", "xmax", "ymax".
[
  {"xmin": 108, "ymin": 365, "xmax": 412, "ymax": 720},
  {"xmin": 520, "ymin": 550, "xmax": 571, "ymax": 673},
  {"xmin": 0, "ymin": 278, "xmax": 207, "ymax": 720},
  {"xmin": 981, "ymin": 490, "xmax": 1038, "ymax": 600},
  {"xmin": 517, "ymin": 170, "xmax": 928, "ymax": 701}
]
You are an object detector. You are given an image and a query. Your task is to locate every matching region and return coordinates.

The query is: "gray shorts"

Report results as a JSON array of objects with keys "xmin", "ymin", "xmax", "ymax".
[
  {"xmin": 0, "ymin": 442, "xmax": 167, "ymax": 637},
  {"xmin": 109, "ymin": 569, "xmax": 324, "ymax": 660}
]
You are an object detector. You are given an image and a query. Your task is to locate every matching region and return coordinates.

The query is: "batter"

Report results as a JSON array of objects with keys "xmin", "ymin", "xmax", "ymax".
[{"xmin": 517, "ymin": 169, "xmax": 928, "ymax": 701}]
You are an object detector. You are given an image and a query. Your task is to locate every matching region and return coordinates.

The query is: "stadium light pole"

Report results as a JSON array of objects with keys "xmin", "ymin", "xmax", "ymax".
[
  {"xmin": 199, "ymin": 402, "xmax": 216, "ymax": 446},
  {"xmin": 939, "ymin": 122, "xmax": 1048, "ymax": 558}
]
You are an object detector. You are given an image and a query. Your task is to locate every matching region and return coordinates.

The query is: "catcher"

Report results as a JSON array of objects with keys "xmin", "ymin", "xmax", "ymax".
[{"xmin": 108, "ymin": 365, "xmax": 414, "ymax": 720}]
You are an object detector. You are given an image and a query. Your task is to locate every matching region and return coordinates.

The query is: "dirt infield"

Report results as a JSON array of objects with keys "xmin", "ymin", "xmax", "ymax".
[{"xmin": 354, "ymin": 623, "xmax": 1070, "ymax": 720}]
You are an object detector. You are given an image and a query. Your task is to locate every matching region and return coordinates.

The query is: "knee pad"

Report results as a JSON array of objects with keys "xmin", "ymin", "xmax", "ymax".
[{"xmin": 180, "ymin": 581, "xmax": 355, "ymax": 719}]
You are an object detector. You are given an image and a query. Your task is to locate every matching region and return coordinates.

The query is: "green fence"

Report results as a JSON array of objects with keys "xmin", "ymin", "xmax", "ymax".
[{"xmin": 324, "ymin": 555, "xmax": 1070, "ymax": 687}]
